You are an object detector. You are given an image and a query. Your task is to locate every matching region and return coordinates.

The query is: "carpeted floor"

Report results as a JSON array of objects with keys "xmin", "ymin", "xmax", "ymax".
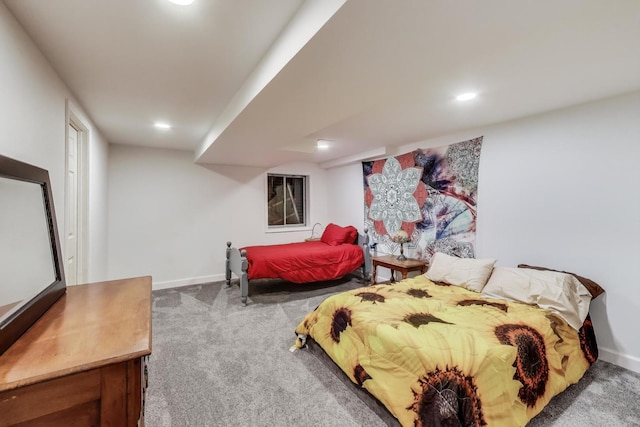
[{"xmin": 146, "ymin": 277, "xmax": 640, "ymax": 426}]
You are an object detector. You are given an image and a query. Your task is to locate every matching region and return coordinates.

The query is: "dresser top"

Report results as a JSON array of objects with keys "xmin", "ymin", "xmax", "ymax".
[{"xmin": 0, "ymin": 276, "xmax": 152, "ymax": 392}]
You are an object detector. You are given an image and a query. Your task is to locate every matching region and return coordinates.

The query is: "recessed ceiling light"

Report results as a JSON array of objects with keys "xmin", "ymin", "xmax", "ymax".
[
  {"xmin": 456, "ymin": 92, "xmax": 477, "ymax": 102},
  {"xmin": 167, "ymin": 0, "xmax": 194, "ymax": 5},
  {"xmin": 316, "ymin": 140, "xmax": 331, "ymax": 150},
  {"xmin": 154, "ymin": 122, "xmax": 172, "ymax": 129}
]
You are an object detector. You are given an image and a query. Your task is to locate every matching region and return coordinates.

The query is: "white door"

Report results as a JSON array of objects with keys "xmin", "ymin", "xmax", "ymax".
[{"xmin": 66, "ymin": 123, "xmax": 79, "ymax": 285}]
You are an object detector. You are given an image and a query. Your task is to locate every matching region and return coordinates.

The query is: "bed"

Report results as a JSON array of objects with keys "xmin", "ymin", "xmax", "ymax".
[
  {"xmin": 293, "ymin": 253, "xmax": 603, "ymax": 426},
  {"xmin": 226, "ymin": 224, "xmax": 371, "ymax": 305}
]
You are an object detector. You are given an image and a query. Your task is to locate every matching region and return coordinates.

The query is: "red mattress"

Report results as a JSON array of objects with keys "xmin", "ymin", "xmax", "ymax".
[{"xmin": 241, "ymin": 241, "xmax": 364, "ymax": 283}]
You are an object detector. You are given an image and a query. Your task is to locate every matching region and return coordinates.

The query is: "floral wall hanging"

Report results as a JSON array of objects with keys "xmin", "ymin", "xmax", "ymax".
[{"xmin": 363, "ymin": 136, "xmax": 483, "ymax": 262}]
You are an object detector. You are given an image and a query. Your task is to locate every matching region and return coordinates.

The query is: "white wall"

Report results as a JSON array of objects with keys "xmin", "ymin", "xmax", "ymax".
[
  {"xmin": 86, "ymin": 116, "xmax": 110, "ymax": 282},
  {"xmin": 326, "ymin": 90, "xmax": 640, "ymax": 372},
  {"xmin": 107, "ymin": 144, "xmax": 331, "ymax": 289},
  {"xmin": 0, "ymin": 3, "xmax": 109, "ymax": 283}
]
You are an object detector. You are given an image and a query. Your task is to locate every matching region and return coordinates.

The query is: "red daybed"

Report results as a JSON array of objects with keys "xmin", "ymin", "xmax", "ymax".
[{"xmin": 225, "ymin": 224, "xmax": 370, "ymax": 305}]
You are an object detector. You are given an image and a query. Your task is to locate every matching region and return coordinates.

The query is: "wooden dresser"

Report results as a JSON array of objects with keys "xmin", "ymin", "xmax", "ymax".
[{"xmin": 0, "ymin": 276, "xmax": 152, "ymax": 426}]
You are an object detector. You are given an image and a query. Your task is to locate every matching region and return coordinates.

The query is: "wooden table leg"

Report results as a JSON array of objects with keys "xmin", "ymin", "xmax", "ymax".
[{"xmin": 372, "ymin": 263, "xmax": 377, "ymax": 286}]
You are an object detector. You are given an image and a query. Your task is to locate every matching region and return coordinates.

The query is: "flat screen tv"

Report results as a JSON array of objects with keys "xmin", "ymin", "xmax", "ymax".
[{"xmin": 0, "ymin": 154, "xmax": 66, "ymax": 355}]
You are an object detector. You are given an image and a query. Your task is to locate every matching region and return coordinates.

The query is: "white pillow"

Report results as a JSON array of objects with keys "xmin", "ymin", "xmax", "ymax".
[
  {"xmin": 481, "ymin": 267, "xmax": 592, "ymax": 330},
  {"xmin": 425, "ymin": 252, "xmax": 496, "ymax": 292}
]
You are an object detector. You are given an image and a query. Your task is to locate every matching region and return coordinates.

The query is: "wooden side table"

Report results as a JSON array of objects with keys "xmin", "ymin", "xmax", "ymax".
[{"xmin": 372, "ymin": 254, "xmax": 428, "ymax": 285}]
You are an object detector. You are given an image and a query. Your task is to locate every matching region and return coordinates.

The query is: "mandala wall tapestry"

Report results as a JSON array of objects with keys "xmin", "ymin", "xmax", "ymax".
[{"xmin": 362, "ymin": 136, "xmax": 482, "ymax": 262}]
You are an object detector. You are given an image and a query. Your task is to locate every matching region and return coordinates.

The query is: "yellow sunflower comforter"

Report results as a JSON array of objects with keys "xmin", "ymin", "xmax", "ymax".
[{"xmin": 294, "ymin": 275, "xmax": 597, "ymax": 426}]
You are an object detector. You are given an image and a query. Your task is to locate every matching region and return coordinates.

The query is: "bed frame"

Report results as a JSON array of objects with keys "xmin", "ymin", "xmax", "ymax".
[{"xmin": 225, "ymin": 231, "xmax": 371, "ymax": 306}]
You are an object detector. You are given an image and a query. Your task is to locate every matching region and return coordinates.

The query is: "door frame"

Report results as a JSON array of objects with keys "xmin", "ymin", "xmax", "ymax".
[{"xmin": 65, "ymin": 100, "xmax": 89, "ymax": 285}]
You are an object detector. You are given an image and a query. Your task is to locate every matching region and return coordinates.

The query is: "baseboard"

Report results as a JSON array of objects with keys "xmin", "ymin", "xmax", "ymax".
[
  {"xmin": 598, "ymin": 346, "xmax": 640, "ymax": 374},
  {"xmin": 152, "ymin": 274, "xmax": 226, "ymax": 291}
]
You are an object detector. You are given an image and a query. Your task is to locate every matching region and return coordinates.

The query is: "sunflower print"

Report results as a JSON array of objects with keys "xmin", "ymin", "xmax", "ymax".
[
  {"xmin": 297, "ymin": 293, "xmax": 370, "ymax": 383},
  {"xmin": 579, "ymin": 314, "xmax": 598, "ymax": 364},
  {"xmin": 545, "ymin": 312, "xmax": 593, "ymax": 384},
  {"xmin": 361, "ymin": 322, "xmax": 525, "ymax": 426},
  {"xmin": 495, "ymin": 323, "xmax": 550, "ymax": 408},
  {"xmin": 294, "ymin": 277, "xmax": 595, "ymax": 426},
  {"xmin": 457, "ymin": 298, "xmax": 508, "ymax": 312},
  {"xmin": 354, "ymin": 290, "xmax": 386, "ymax": 304},
  {"xmin": 410, "ymin": 366, "xmax": 486, "ymax": 426},
  {"xmin": 446, "ymin": 296, "xmax": 570, "ymax": 419}
]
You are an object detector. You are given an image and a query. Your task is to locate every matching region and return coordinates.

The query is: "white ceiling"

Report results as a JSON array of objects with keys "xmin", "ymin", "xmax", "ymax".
[{"xmin": 5, "ymin": 0, "xmax": 640, "ymax": 168}]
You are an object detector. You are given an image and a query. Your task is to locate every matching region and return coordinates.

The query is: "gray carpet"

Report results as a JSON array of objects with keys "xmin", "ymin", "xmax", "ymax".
[{"xmin": 146, "ymin": 277, "xmax": 640, "ymax": 426}]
